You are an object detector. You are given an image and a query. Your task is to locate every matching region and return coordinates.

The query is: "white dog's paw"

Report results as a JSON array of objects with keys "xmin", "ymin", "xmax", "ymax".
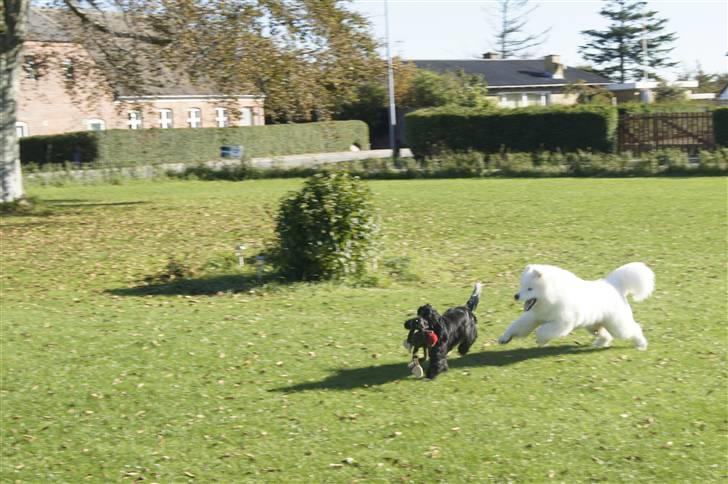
[
  {"xmin": 593, "ymin": 337, "xmax": 612, "ymax": 348},
  {"xmin": 498, "ymin": 334, "xmax": 512, "ymax": 345}
]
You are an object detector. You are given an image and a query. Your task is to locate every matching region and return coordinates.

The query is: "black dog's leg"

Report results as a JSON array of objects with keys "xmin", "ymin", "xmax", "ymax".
[
  {"xmin": 426, "ymin": 344, "xmax": 449, "ymax": 379},
  {"xmin": 457, "ymin": 320, "xmax": 478, "ymax": 355}
]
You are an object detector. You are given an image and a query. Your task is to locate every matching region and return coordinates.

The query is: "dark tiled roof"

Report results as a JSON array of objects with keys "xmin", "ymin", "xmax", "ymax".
[
  {"xmin": 27, "ymin": 8, "xmax": 73, "ymax": 42},
  {"xmin": 410, "ymin": 59, "xmax": 612, "ymax": 87},
  {"xmin": 25, "ymin": 8, "xmax": 256, "ymax": 98}
]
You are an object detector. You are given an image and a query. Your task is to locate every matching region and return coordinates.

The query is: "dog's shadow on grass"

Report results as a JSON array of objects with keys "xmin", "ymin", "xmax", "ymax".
[
  {"xmin": 273, "ymin": 345, "xmax": 603, "ymax": 393},
  {"xmin": 107, "ymin": 273, "xmax": 284, "ymax": 296}
]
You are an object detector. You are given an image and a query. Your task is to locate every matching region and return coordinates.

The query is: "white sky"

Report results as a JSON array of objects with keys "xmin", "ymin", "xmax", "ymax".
[{"xmin": 349, "ymin": 0, "xmax": 728, "ymax": 81}]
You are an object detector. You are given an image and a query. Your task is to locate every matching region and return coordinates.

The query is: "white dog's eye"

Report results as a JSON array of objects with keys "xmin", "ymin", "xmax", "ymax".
[{"xmin": 527, "ymin": 288, "xmax": 533, "ymax": 291}]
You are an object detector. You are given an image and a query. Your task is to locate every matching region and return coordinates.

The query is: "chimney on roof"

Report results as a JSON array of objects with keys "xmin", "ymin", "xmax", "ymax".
[
  {"xmin": 544, "ymin": 54, "xmax": 564, "ymax": 79},
  {"xmin": 482, "ymin": 52, "xmax": 501, "ymax": 60}
]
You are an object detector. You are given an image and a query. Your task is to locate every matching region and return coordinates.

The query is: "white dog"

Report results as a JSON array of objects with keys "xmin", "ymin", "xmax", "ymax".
[{"xmin": 498, "ymin": 262, "xmax": 654, "ymax": 350}]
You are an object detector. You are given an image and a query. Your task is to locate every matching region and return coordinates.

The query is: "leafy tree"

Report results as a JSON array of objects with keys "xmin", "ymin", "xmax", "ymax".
[
  {"xmin": 678, "ymin": 63, "xmax": 728, "ymax": 94},
  {"xmin": 335, "ymin": 62, "xmax": 490, "ymax": 142},
  {"xmin": 654, "ymin": 83, "xmax": 686, "ymax": 102},
  {"xmin": 487, "ymin": 0, "xmax": 550, "ymax": 59},
  {"xmin": 1, "ymin": 1, "xmax": 382, "ymax": 202},
  {"xmin": 2, "ymin": 0, "xmax": 29, "ymax": 202},
  {"xmin": 399, "ymin": 70, "xmax": 490, "ymax": 110},
  {"xmin": 580, "ymin": 0, "xmax": 677, "ymax": 83},
  {"xmin": 565, "ymin": 80, "xmax": 615, "ymax": 105}
]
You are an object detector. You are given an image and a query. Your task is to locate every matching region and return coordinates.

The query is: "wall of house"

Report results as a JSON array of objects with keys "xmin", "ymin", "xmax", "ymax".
[
  {"xmin": 18, "ymin": 41, "xmax": 123, "ymax": 136},
  {"xmin": 487, "ymin": 88, "xmax": 580, "ymax": 108},
  {"xmin": 17, "ymin": 41, "xmax": 265, "ymax": 137}
]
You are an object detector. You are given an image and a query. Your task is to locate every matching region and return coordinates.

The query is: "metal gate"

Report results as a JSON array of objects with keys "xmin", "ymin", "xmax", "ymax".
[{"xmin": 617, "ymin": 112, "xmax": 714, "ymax": 153}]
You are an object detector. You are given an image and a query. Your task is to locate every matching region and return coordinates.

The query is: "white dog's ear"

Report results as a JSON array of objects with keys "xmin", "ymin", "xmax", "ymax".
[{"xmin": 532, "ymin": 269, "xmax": 542, "ymax": 278}]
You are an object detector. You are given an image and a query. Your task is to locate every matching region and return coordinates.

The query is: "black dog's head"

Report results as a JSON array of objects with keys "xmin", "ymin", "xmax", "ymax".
[{"xmin": 403, "ymin": 304, "xmax": 442, "ymax": 352}]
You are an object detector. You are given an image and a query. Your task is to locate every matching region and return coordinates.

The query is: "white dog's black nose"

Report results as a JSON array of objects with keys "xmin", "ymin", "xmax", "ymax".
[{"xmin": 514, "ymin": 293, "xmax": 520, "ymax": 301}]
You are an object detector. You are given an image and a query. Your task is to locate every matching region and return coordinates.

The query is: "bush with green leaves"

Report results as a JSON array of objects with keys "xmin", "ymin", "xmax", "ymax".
[
  {"xmin": 20, "ymin": 121, "xmax": 369, "ymax": 166},
  {"xmin": 405, "ymin": 104, "xmax": 618, "ymax": 156},
  {"xmin": 274, "ymin": 173, "xmax": 379, "ymax": 281}
]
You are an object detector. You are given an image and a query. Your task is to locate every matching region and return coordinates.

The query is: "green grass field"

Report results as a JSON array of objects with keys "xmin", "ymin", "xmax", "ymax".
[{"xmin": 1, "ymin": 177, "xmax": 726, "ymax": 482}]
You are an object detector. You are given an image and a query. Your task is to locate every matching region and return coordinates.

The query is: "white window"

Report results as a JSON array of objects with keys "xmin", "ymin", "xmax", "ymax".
[
  {"xmin": 240, "ymin": 107, "xmax": 253, "ymax": 126},
  {"xmin": 63, "ymin": 58, "xmax": 74, "ymax": 80},
  {"xmin": 23, "ymin": 55, "xmax": 39, "ymax": 80},
  {"xmin": 215, "ymin": 108, "xmax": 229, "ymax": 127},
  {"xmin": 158, "ymin": 109, "xmax": 173, "ymax": 129},
  {"xmin": 499, "ymin": 92, "xmax": 550, "ymax": 108},
  {"xmin": 187, "ymin": 108, "xmax": 202, "ymax": 128},
  {"xmin": 86, "ymin": 118, "xmax": 106, "ymax": 131},
  {"xmin": 15, "ymin": 122, "xmax": 28, "ymax": 138},
  {"xmin": 128, "ymin": 110, "xmax": 143, "ymax": 129}
]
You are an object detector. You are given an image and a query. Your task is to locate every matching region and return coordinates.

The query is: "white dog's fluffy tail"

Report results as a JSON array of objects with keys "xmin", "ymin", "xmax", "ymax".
[{"xmin": 605, "ymin": 262, "xmax": 655, "ymax": 302}]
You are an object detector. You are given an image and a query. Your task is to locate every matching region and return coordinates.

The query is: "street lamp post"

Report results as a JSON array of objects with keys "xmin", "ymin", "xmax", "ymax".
[{"xmin": 384, "ymin": 0, "xmax": 398, "ymax": 160}]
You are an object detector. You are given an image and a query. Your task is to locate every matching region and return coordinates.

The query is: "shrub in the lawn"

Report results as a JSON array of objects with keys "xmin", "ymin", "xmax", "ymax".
[{"xmin": 273, "ymin": 173, "xmax": 379, "ymax": 281}]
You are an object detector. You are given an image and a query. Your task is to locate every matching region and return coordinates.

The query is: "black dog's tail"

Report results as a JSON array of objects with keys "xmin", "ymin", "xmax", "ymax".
[{"xmin": 465, "ymin": 281, "xmax": 483, "ymax": 313}]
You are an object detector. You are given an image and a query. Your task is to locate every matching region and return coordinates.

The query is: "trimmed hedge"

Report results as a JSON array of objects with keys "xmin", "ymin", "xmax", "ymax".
[
  {"xmin": 713, "ymin": 108, "xmax": 728, "ymax": 147},
  {"xmin": 405, "ymin": 105, "xmax": 618, "ymax": 156},
  {"xmin": 619, "ymin": 102, "xmax": 716, "ymax": 114},
  {"xmin": 20, "ymin": 121, "xmax": 370, "ymax": 166}
]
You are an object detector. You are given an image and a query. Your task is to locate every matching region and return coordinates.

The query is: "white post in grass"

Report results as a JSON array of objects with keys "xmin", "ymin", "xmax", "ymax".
[{"xmin": 235, "ymin": 244, "xmax": 246, "ymax": 267}]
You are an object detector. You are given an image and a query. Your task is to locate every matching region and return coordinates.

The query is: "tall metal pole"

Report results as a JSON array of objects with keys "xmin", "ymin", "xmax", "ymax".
[
  {"xmin": 384, "ymin": 0, "xmax": 398, "ymax": 160},
  {"xmin": 640, "ymin": 23, "xmax": 650, "ymax": 103},
  {"xmin": 641, "ymin": 24, "xmax": 648, "ymax": 82}
]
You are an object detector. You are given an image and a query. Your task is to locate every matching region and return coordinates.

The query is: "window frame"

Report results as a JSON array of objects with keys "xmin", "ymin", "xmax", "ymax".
[
  {"xmin": 85, "ymin": 118, "xmax": 106, "ymax": 131},
  {"xmin": 15, "ymin": 122, "xmax": 28, "ymax": 138},
  {"xmin": 128, "ymin": 110, "xmax": 143, "ymax": 129},
  {"xmin": 498, "ymin": 91, "xmax": 551, "ymax": 108},
  {"xmin": 215, "ymin": 107, "xmax": 229, "ymax": 128},
  {"xmin": 187, "ymin": 108, "xmax": 202, "ymax": 128},
  {"xmin": 158, "ymin": 109, "xmax": 174, "ymax": 129}
]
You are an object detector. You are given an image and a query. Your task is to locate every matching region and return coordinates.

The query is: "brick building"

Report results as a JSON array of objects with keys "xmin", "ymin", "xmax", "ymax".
[{"xmin": 17, "ymin": 9, "xmax": 265, "ymax": 138}]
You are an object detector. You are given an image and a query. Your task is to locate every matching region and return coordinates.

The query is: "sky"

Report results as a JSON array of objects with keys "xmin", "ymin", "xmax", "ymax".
[{"xmin": 348, "ymin": 0, "xmax": 728, "ymax": 81}]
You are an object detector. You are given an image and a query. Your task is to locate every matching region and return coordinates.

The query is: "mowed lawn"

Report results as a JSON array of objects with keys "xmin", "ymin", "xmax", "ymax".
[{"xmin": 1, "ymin": 177, "xmax": 725, "ymax": 482}]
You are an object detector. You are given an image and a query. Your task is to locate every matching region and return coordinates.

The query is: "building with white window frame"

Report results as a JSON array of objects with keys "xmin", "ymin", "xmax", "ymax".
[
  {"xmin": 16, "ymin": 8, "xmax": 265, "ymax": 138},
  {"xmin": 412, "ymin": 54, "xmax": 613, "ymax": 108}
]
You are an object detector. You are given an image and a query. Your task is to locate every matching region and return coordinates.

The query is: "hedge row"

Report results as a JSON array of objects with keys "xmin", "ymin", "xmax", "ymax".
[
  {"xmin": 405, "ymin": 105, "xmax": 618, "ymax": 156},
  {"xmin": 618, "ymin": 102, "xmax": 716, "ymax": 114},
  {"xmin": 20, "ymin": 121, "xmax": 370, "ymax": 166},
  {"xmin": 169, "ymin": 149, "xmax": 727, "ymax": 181},
  {"xmin": 714, "ymin": 108, "xmax": 728, "ymax": 147}
]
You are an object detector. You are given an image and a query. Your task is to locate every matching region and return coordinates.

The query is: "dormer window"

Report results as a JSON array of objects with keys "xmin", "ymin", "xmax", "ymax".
[
  {"xmin": 63, "ymin": 58, "xmax": 74, "ymax": 80},
  {"xmin": 23, "ymin": 55, "xmax": 39, "ymax": 80}
]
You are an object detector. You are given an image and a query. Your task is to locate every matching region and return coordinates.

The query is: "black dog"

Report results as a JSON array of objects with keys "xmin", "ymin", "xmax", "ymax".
[{"xmin": 403, "ymin": 282, "xmax": 482, "ymax": 379}]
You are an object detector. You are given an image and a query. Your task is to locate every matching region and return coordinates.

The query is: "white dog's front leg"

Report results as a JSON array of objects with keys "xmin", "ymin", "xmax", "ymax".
[
  {"xmin": 498, "ymin": 312, "xmax": 538, "ymax": 344},
  {"xmin": 535, "ymin": 321, "xmax": 571, "ymax": 346}
]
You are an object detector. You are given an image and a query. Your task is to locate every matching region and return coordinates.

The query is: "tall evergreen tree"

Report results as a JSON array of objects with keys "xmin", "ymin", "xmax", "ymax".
[{"xmin": 580, "ymin": 0, "xmax": 677, "ymax": 83}]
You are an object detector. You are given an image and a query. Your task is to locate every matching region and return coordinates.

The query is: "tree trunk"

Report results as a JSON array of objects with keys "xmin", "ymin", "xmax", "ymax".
[{"xmin": 1, "ymin": 0, "xmax": 29, "ymax": 203}]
